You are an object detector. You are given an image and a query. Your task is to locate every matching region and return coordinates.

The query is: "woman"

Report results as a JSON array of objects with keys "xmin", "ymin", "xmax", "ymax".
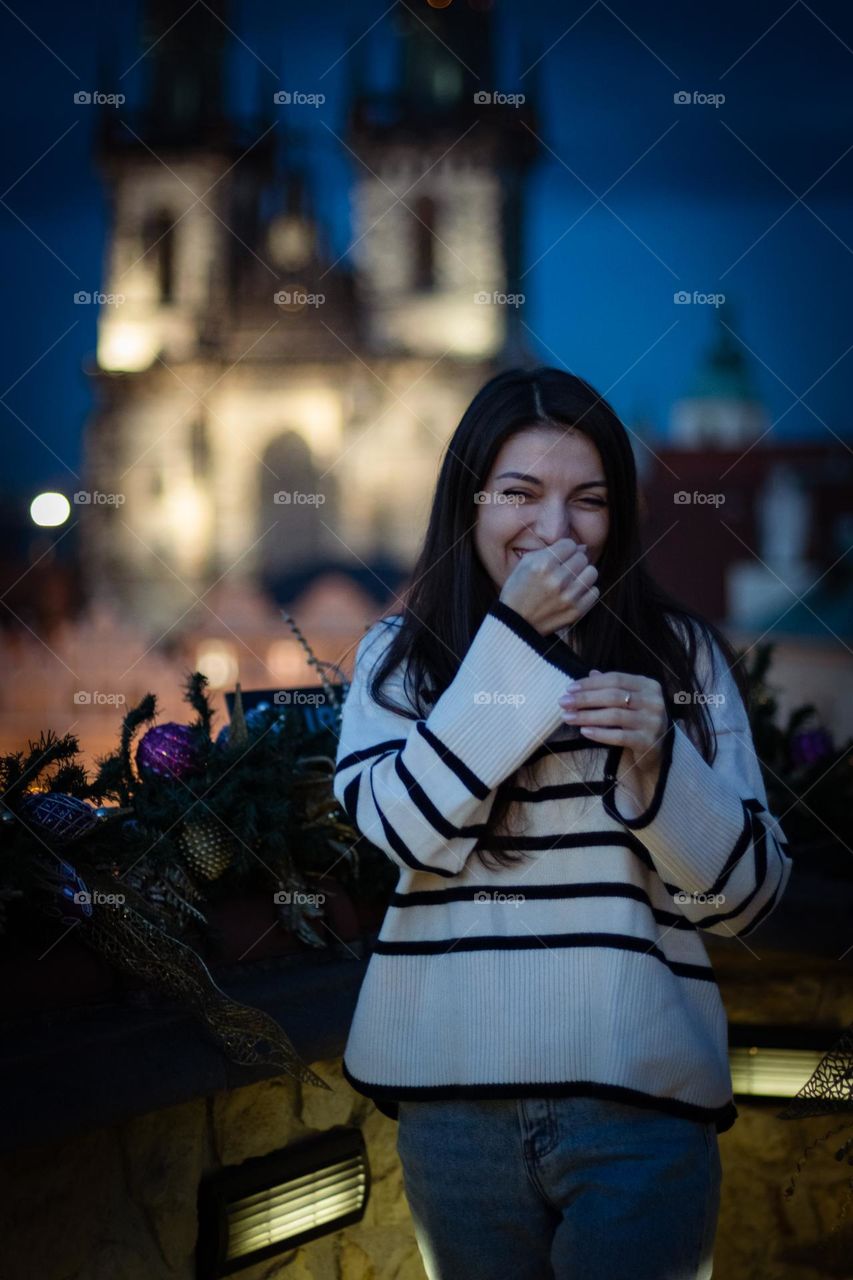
[{"xmin": 333, "ymin": 366, "xmax": 792, "ymax": 1280}]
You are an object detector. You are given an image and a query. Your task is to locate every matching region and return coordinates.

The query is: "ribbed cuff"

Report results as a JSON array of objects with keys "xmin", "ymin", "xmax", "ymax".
[
  {"xmin": 488, "ymin": 600, "xmax": 591, "ymax": 680},
  {"xmin": 424, "ymin": 602, "xmax": 590, "ymax": 790}
]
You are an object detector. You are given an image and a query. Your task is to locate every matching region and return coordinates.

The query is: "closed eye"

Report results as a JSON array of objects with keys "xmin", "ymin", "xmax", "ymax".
[{"xmin": 502, "ymin": 490, "xmax": 607, "ymax": 506}]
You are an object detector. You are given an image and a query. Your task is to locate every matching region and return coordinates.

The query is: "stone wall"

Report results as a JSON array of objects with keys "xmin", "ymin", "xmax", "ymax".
[
  {"xmin": 716, "ymin": 1105, "xmax": 853, "ymax": 1280},
  {"xmin": 712, "ymin": 942, "xmax": 853, "ymax": 1279},
  {"xmin": 0, "ymin": 1058, "xmax": 426, "ymax": 1280}
]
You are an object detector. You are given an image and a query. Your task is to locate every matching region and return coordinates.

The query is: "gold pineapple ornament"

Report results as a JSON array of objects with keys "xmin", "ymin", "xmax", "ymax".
[{"xmin": 177, "ymin": 816, "xmax": 236, "ymax": 881}]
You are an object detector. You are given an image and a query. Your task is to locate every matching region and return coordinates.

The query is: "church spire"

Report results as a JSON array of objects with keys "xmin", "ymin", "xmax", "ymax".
[
  {"xmin": 395, "ymin": 0, "xmax": 494, "ymax": 119},
  {"xmin": 351, "ymin": 0, "xmax": 497, "ymax": 131},
  {"xmin": 136, "ymin": 0, "xmax": 231, "ymax": 147}
]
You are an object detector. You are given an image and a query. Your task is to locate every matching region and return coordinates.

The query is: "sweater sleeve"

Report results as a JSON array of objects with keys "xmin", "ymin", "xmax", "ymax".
[
  {"xmin": 601, "ymin": 627, "xmax": 793, "ymax": 938},
  {"xmin": 333, "ymin": 599, "xmax": 589, "ymax": 878}
]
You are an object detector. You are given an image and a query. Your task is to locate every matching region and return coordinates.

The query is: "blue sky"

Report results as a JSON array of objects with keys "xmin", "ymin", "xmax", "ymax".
[{"xmin": 1, "ymin": 0, "xmax": 852, "ymax": 502}]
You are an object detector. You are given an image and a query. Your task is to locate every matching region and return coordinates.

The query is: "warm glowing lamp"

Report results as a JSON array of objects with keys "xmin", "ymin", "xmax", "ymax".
[{"xmin": 30, "ymin": 492, "xmax": 71, "ymax": 527}]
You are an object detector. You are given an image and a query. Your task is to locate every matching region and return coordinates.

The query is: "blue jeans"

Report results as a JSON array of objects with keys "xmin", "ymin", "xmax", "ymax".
[{"xmin": 396, "ymin": 1095, "xmax": 721, "ymax": 1280}]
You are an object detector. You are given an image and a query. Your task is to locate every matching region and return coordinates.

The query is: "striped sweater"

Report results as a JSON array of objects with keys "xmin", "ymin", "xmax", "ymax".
[{"xmin": 333, "ymin": 598, "xmax": 793, "ymax": 1132}]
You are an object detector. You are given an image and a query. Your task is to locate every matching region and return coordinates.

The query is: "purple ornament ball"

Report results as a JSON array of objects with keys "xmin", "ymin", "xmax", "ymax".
[
  {"xmin": 19, "ymin": 792, "xmax": 98, "ymax": 844},
  {"xmin": 790, "ymin": 728, "xmax": 833, "ymax": 768},
  {"xmin": 136, "ymin": 722, "xmax": 202, "ymax": 781}
]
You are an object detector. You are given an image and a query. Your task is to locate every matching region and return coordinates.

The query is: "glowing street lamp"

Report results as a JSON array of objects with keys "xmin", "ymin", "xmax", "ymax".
[{"xmin": 29, "ymin": 492, "xmax": 71, "ymax": 527}]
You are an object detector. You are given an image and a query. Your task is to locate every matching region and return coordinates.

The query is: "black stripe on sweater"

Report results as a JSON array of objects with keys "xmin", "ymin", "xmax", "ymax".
[
  {"xmin": 371, "ymin": 930, "xmax": 716, "ymax": 981},
  {"xmin": 344, "ymin": 746, "xmax": 397, "ymax": 824},
  {"xmin": 341, "ymin": 773, "xmax": 360, "ymax": 825},
  {"xmin": 415, "ymin": 720, "xmax": 491, "ymax": 800},
  {"xmin": 696, "ymin": 806, "xmax": 771, "ymax": 925},
  {"xmin": 704, "ymin": 802, "xmax": 757, "ymax": 894},
  {"xmin": 336, "ymin": 738, "xmax": 407, "ymax": 773},
  {"xmin": 388, "ymin": 879, "xmax": 697, "ymax": 931},
  {"xmin": 600, "ymin": 713, "xmax": 676, "ymax": 830},
  {"xmin": 394, "ymin": 753, "xmax": 490, "ymax": 840},
  {"xmin": 475, "ymin": 827, "xmax": 654, "ymax": 860},
  {"xmin": 367, "ymin": 755, "xmax": 459, "ymax": 878},
  {"xmin": 464, "ymin": 826, "xmax": 761, "ymax": 907},
  {"xmin": 341, "ymin": 1063, "xmax": 739, "ymax": 1133},
  {"xmin": 499, "ymin": 779, "xmax": 608, "ymax": 801},
  {"xmin": 737, "ymin": 848, "xmax": 789, "ymax": 937}
]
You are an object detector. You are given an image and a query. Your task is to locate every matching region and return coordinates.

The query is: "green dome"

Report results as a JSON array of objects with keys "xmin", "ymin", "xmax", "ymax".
[{"xmin": 689, "ymin": 304, "xmax": 756, "ymax": 401}]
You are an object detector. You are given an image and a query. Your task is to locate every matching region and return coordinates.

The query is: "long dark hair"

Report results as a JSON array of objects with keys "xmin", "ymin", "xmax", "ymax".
[{"xmin": 364, "ymin": 365, "xmax": 749, "ymax": 871}]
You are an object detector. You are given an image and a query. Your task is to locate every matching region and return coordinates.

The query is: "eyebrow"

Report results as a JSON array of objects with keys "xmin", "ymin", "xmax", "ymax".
[{"xmin": 495, "ymin": 471, "xmax": 607, "ymax": 490}]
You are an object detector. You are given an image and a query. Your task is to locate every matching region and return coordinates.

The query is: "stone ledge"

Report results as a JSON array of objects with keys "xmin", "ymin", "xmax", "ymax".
[{"xmin": 0, "ymin": 946, "xmax": 371, "ymax": 1156}]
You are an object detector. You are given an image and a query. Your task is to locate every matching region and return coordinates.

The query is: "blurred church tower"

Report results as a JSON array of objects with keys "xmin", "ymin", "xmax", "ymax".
[
  {"xmin": 81, "ymin": 0, "xmax": 540, "ymax": 635},
  {"xmin": 669, "ymin": 302, "xmax": 770, "ymax": 447}
]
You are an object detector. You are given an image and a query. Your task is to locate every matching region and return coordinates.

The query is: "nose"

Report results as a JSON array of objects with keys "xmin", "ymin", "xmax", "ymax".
[{"xmin": 529, "ymin": 501, "xmax": 576, "ymax": 547}]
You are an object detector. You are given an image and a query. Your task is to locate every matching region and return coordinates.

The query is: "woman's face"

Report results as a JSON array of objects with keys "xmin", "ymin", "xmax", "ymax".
[{"xmin": 474, "ymin": 424, "xmax": 610, "ymax": 590}]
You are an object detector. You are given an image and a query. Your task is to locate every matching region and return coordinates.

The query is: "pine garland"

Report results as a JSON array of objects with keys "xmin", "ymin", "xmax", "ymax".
[
  {"xmin": 0, "ymin": 668, "xmax": 395, "ymax": 933},
  {"xmin": 0, "ymin": 619, "xmax": 398, "ymax": 1088}
]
